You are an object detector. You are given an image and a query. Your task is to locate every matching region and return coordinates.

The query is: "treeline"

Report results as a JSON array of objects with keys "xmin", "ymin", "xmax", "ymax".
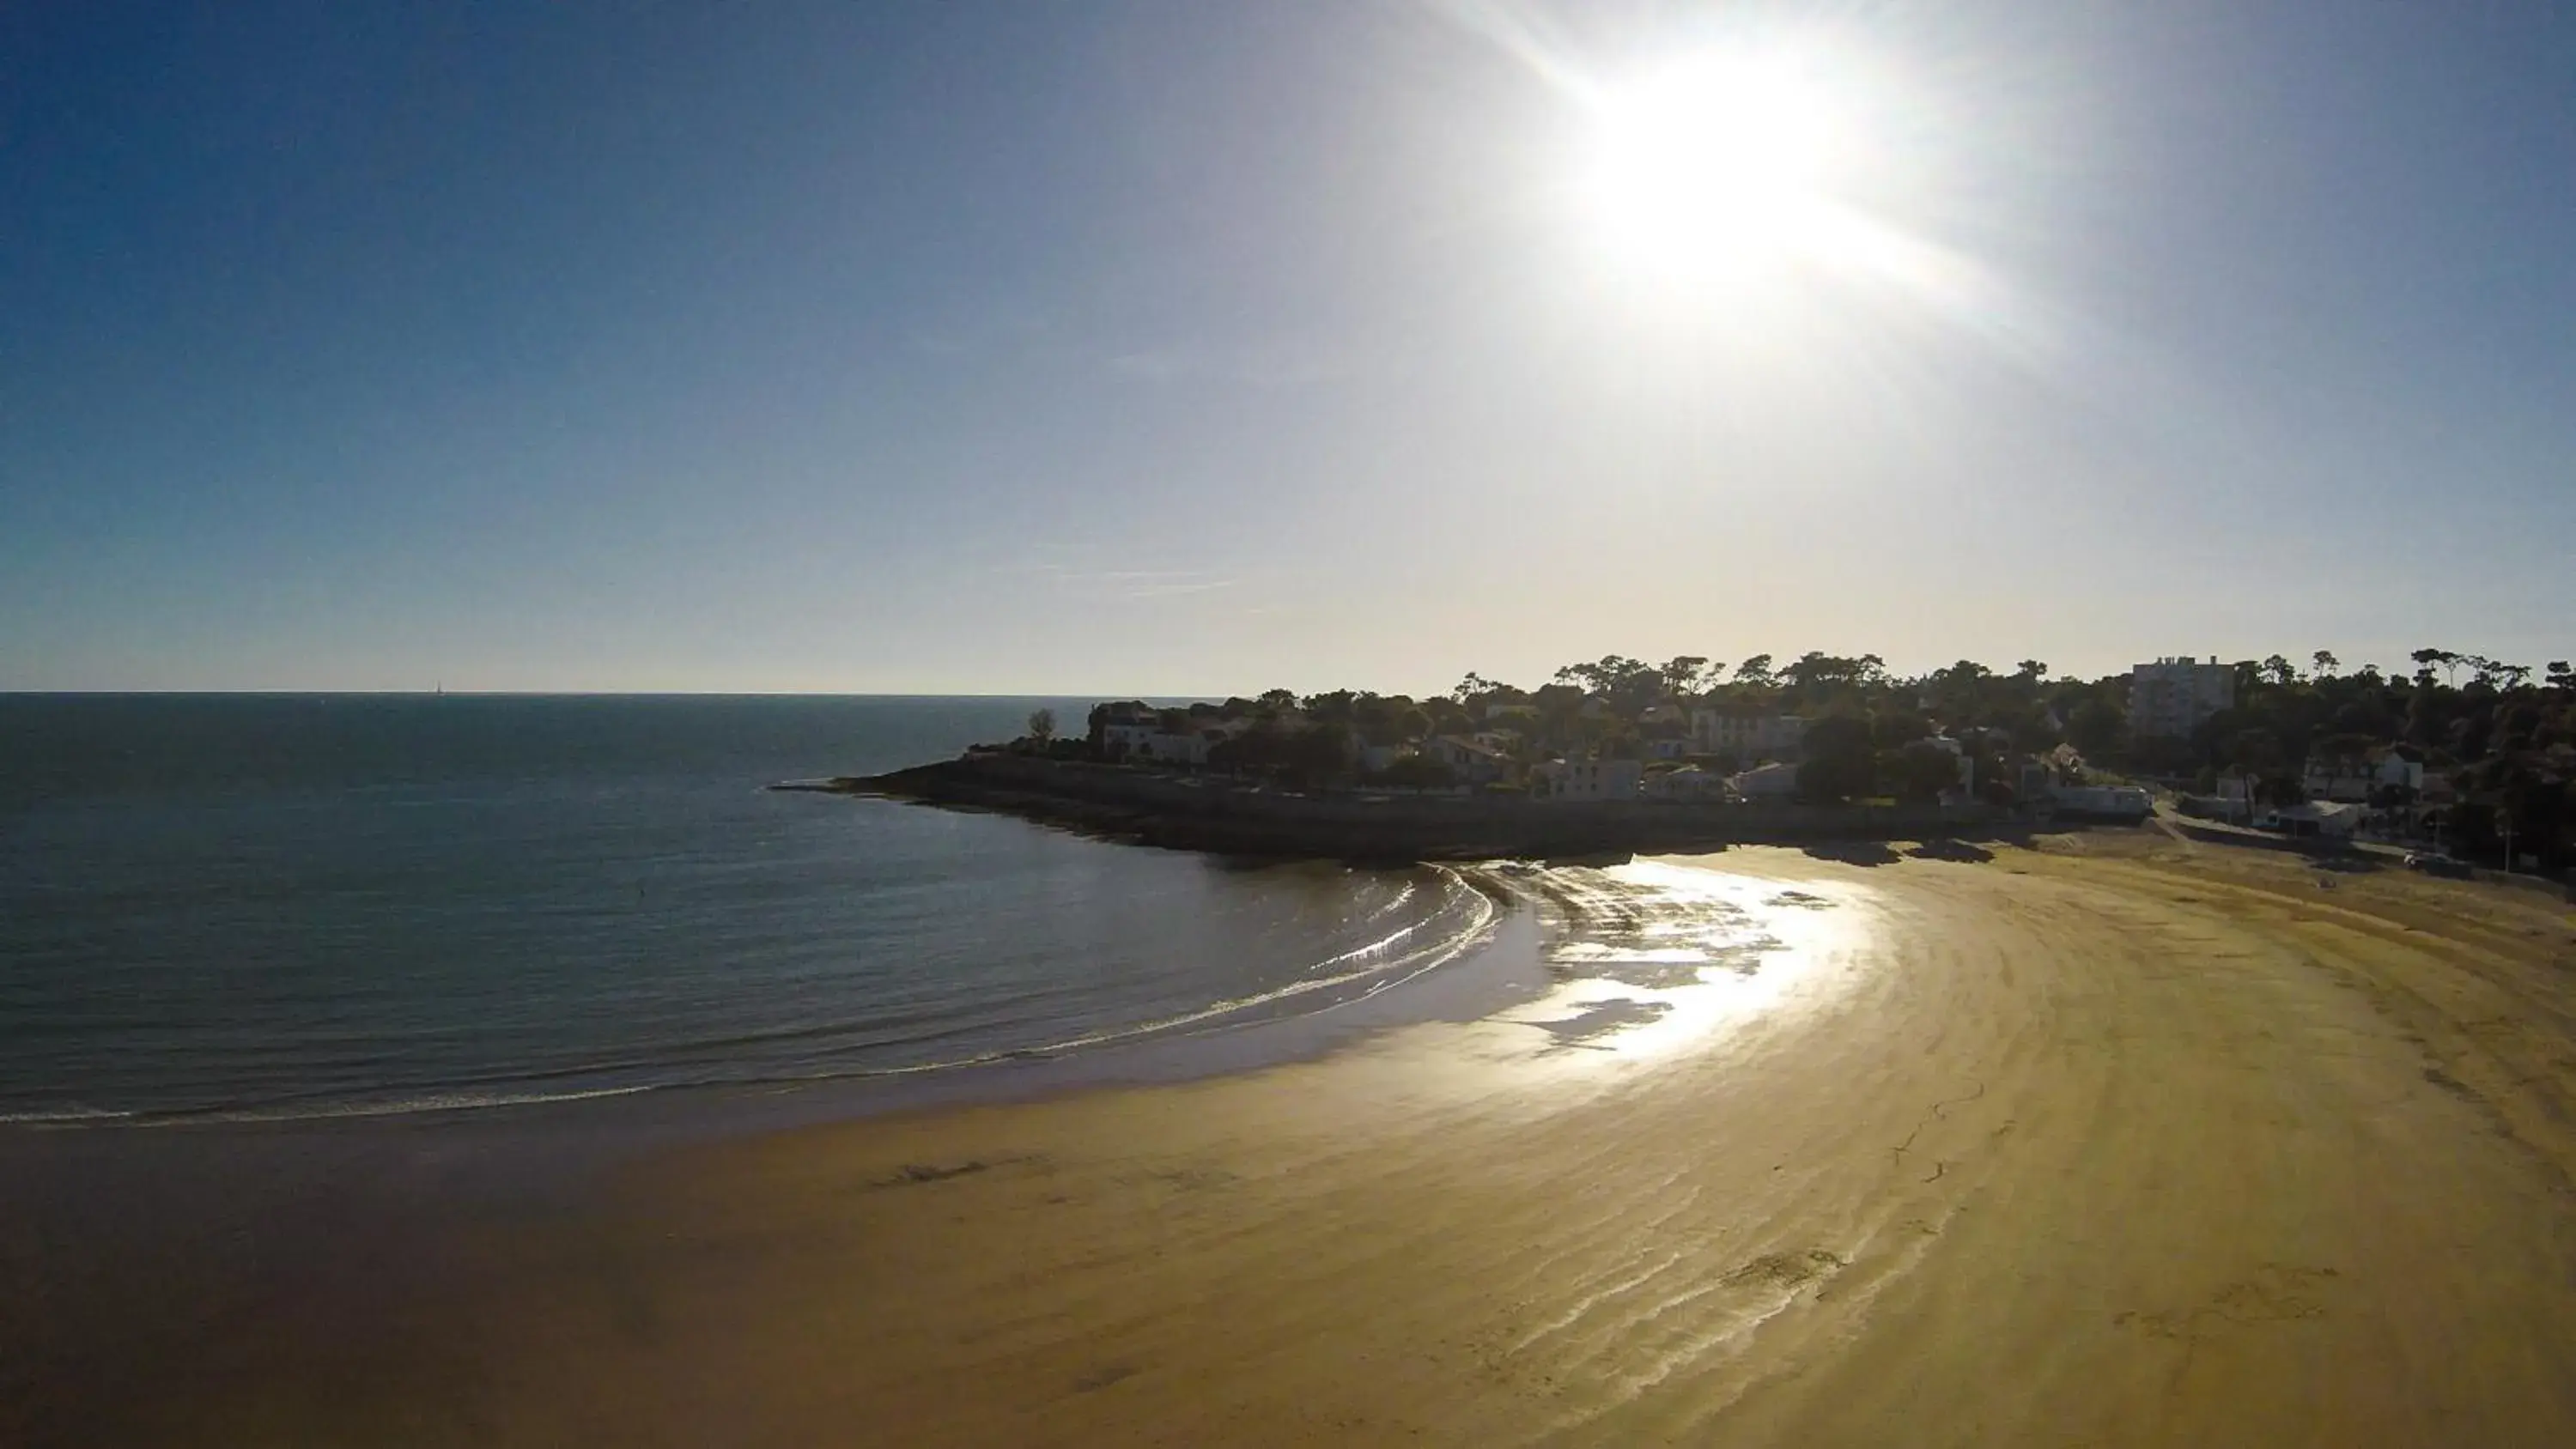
[
  {"xmin": 1442, "ymin": 649, "xmax": 2573, "ymax": 868},
  {"xmin": 1054, "ymin": 648, "xmax": 2572, "ymax": 869},
  {"xmin": 1455, "ymin": 652, "xmax": 2067, "ymax": 746}
]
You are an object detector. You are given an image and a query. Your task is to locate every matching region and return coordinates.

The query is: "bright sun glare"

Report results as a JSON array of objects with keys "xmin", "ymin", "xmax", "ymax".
[{"xmin": 1581, "ymin": 52, "xmax": 1847, "ymax": 283}]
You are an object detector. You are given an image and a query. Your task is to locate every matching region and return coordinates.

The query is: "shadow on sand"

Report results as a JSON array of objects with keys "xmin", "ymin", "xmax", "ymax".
[
  {"xmin": 1523, "ymin": 996, "xmax": 1674, "ymax": 1051},
  {"xmin": 1906, "ymin": 838, "xmax": 1997, "ymax": 864},
  {"xmin": 1801, "ymin": 840, "xmax": 1904, "ymax": 868}
]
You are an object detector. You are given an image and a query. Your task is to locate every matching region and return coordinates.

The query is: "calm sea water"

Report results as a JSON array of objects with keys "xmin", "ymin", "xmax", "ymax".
[{"xmin": 0, "ymin": 695, "xmax": 1495, "ymax": 1124}]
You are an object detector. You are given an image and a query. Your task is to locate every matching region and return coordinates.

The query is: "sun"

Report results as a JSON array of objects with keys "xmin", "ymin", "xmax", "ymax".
[{"xmin": 1579, "ymin": 52, "xmax": 1847, "ymax": 284}]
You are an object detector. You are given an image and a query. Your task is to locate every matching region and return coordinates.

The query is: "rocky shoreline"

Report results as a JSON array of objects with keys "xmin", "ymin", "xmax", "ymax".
[{"xmin": 793, "ymin": 753, "xmax": 2013, "ymax": 862}]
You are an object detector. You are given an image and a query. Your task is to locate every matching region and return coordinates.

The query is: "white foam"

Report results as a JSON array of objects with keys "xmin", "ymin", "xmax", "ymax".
[
  {"xmin": 7, "ymin": 868, "xmax": 1511, "ymax": 1127},
  {"xmin": 0, "ymin": 1106, "xmax": 137, "ymax": 1125}
]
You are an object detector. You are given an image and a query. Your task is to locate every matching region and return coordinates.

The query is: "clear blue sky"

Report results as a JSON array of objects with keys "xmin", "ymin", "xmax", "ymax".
[{"xmin": 5, "ymin": 1, "xmax": 2569, "ymax": 694}]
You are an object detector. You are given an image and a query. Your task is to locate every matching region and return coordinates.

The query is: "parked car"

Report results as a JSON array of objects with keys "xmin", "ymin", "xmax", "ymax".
[{"xmin": 2403, "ymin": 852, "xmax": 2471, "ymax": 878}]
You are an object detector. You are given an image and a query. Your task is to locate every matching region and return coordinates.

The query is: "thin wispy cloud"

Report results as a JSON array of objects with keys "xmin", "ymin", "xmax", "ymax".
[{"xmin": 1120, "ymin": 576, "xmax": 1238, "ymax": 599}]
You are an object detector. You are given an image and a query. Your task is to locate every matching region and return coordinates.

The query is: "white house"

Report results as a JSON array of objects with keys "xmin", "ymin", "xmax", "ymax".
[
  {"xmin": 1692, "ymin": 710, "xmax": 1808, "ymax": 761},
  {"xmin": 1425, "ymin": 735, "xmax": 1509, "ymax": 785},
  {"xmin": 1730, "ymin": 761, "xmax": 1802, "ymax": 800},
  {"xmin": 1100, "ymin": 719, "xmax": 1164, "ymax": 756},
  {"xmin": 2300, "ymin": 750, "xmax": 2424, "ymax": 803},
  {"xmin": 1102, "ymin": 711, "xmax": 1221, "ymax": 766},
  {"xmin": 1529, "ymin": 757, "xmax": 1641, "ymax": 801}
]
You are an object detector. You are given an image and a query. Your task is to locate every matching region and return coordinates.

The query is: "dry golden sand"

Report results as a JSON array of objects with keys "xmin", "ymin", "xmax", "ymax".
[{"xmin": 153, "ymin": 837, "xmax": 2576, "ymax": 1446}]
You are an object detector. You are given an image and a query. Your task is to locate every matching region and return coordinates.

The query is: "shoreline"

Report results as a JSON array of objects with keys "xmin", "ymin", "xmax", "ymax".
[
  {"xmin": 14, "ymin": 838, "xmax": 2576, "ymax": 1444},
  {"xmin": 820, "ymin": 752, "xmax": 2032, "ymax": 860},
  {"xmin": 0, "ymin": 864, "xmax": 1546, "ymax": 1137}
]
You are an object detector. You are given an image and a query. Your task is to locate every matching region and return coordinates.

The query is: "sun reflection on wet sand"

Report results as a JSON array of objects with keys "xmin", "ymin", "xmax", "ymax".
[{"xmin": 1485, "ymin": 858, "xmax": 1872, "ymax": 1067}]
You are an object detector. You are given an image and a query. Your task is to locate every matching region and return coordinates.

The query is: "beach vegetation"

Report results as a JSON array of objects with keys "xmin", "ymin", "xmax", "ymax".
[
  {"xmin": 1795, "ymin": 715, "xmax": 1877, "ymax": 803},
  {"xmin": 1887, "ymin": 740, "xmax": 1966, "ymax": 803}
]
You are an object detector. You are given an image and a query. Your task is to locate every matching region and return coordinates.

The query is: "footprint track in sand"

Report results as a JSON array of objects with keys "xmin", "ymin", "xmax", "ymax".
[
  {"xmin": 1888, "ymin": 1082, "xmax": 1989, "ymax": 1169},
  {"xmin": 2111, "ymin": 1264, "xmax": 2345, "ymax": 1341}
]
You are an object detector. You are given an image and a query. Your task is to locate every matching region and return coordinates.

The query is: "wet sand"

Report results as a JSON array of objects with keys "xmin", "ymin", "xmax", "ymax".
[{"xmin": 20, "ymin": 835, "xmax": 2576, "ymax": 1446}]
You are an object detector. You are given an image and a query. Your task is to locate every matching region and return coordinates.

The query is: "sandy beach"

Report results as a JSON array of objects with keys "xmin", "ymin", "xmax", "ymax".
[{"xmin": 16, "ymin": 833, "xmax": 2576, "ymax": 1446}]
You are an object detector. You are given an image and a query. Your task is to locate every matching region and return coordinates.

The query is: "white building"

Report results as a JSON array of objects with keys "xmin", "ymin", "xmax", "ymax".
[
  {"xmin": 1529, "ymin": 757, "xmax": 1642, "ymax": 801},
  {"xmin": 1692, "ymin": 710, "xmax": 1808, "ymax": 761},
  {"xmin": 2264, "ymin": 800, "xmax": 2366, "ymax": 839},
  {"xmin": 1730, "ymin": 761, "xmax": 1802, "ymax": 800},
  {"xmin": 1425, "ymin": 735, "xmax": 1509, "ymax": 785},
  {"xmin": 2300, "ymin": 750, "xmax": 2424, "ymax": 803},
  {"xmin": 2129, "ymin": 657, "xmax": 2236, "ymax": 738},
  {"xmin": 1102, "ymin": 711, "xmax": 1219, "ymax": 765},
  {"xmin": 1100, "ymin": 719, "xmax": 1164, "ymax": 756}
]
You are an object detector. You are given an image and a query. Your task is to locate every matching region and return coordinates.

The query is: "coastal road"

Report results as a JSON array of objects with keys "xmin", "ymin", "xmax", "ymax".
[{"xmin": 76, "ymin": 834, "xmax": 2576, "ymax": 1446}]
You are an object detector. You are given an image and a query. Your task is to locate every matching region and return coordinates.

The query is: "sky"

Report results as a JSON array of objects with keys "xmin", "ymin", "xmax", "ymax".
[{"xmin": 4, "ymin": 1, "xmax": 2571, "ymax": 695}]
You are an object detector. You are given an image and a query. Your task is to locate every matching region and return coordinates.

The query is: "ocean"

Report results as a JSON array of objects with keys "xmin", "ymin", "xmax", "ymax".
[{"xmin": 0, "ymin": 694, "xmax": 1500, "ymax": 1125}]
